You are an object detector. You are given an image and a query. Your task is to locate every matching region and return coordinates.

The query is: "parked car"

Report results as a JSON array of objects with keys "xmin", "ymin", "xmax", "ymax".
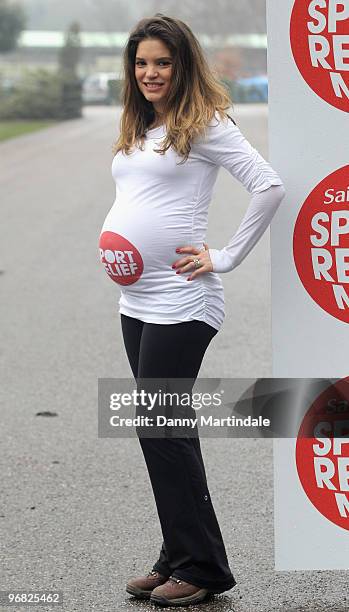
[
  {"xmin": 234, "ymin": 75, "xmax": 268, "ymax": 103},
  {"xmin": 82, "ymin": 72, "xmax": 118, "ymax": 105}
]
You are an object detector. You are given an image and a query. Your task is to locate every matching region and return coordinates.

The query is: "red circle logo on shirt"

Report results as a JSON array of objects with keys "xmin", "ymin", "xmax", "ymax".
[
  {"xmin": 99, "ymin": 231, "xmax": 144, "ymax": 285},
  {"xmin": 290, "ymin": 1, "xmax": 349, "ymax": 113},
  {"xmin": 296, "ymin": 377, "xmax": 349, "ymax": 530},
  {"xmin": 293, "ymin": 165, "xmax": 349, "ymax": 323}
]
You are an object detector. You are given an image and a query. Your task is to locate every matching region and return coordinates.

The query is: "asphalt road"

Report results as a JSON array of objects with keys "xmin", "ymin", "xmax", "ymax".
[{"xmin": 1, "ymin": 105, "xmax": 347, "ymax": 612}]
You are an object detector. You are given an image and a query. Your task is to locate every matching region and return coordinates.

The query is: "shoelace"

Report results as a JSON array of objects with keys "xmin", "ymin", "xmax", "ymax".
[{"xmin": 147, "ymin": 570, "xmax": 182, "ymax": 584}]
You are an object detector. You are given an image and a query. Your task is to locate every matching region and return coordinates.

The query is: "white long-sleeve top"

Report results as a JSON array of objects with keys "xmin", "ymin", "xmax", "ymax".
[
  {"xmin": 209, "ymin": 184, "xmax": 286, "ymax": 273},
  {"xmin": 99, "ymin": 111, "xmax": 286, "ymax": 331}
]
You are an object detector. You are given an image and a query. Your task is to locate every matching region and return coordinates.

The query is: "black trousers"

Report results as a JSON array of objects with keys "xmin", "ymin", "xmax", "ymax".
[{"xmin": 120, "ymin": 313, "xmax": 236, "ymax": 593}]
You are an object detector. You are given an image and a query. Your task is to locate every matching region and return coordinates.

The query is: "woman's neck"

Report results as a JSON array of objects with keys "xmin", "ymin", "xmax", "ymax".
[
  {"xmin": 148, "ymin": 115, "xmax": 166, "ymax": 129},
  {"xmin": 149, "ymin": 107, "xmax": 166, "ymax": 129}
]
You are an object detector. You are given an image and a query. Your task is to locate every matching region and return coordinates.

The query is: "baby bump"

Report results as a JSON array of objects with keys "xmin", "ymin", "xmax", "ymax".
[
  {"xmin": 99, "ymin": 231, "xmax": 144, "ymax": 286},
  {"xmin": 99, "ymin": 205, "xmax": 194, "ymax": 287}
]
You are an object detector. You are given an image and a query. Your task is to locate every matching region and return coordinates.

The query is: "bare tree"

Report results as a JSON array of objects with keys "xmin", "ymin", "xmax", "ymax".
[
  {"xmin": 58, "ymin": 21, "xmax": 82, "ymax": 75},
  {"xmin": 0, "ymin": 0, "xmax": 26, "ymax": 53}
]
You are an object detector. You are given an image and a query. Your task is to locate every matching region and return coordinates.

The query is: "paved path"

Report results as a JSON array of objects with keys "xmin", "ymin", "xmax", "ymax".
[{"xmin": 1, "ymin": 105, "xmax": 346, "ymax": 611}]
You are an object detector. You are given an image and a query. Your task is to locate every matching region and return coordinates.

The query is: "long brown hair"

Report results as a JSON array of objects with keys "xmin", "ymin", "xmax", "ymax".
[{"xmin": 113, "ymin": 13, "xmax": 234, "ymax": 164}]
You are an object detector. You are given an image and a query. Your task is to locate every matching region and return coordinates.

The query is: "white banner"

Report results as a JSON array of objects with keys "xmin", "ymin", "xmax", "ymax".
[{"xmin": 267, "ymin": 0, "xmax": 349, "ymax": 569}]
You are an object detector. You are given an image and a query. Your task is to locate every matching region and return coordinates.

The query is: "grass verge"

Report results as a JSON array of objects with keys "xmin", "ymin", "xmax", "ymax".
[{"xmin": 0, "ymin": 120, "xmax": 57, "ymax": 142}]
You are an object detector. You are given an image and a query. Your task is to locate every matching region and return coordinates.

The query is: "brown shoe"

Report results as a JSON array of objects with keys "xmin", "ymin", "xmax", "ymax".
[
  {"xmin": 150, "ymin": 575, "xmax": 209, "ymax": 606},
  {"xmin": 126, "ymin": 569, "xmax": 169, "ymax": 599}
]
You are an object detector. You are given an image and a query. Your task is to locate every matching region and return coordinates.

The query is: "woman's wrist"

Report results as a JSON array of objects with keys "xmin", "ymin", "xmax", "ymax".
[{"xmin": 208, "ymin": 248, "xmax": 236, "ymax": 273}]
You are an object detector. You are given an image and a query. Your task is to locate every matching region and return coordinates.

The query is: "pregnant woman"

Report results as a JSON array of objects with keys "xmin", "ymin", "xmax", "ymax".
[{"xmin": 99, "ymin": 13, "xmax": 286, "ymax": 608}]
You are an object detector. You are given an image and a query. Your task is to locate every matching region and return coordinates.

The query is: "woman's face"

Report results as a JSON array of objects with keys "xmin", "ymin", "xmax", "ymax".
[{"xmin": 135, "ymin": 38, "xmax": 173, "ymax": 114}]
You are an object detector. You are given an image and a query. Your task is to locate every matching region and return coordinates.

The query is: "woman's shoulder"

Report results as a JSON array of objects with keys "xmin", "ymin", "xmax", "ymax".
[
  {"xmin": 192, "ymin": 109, "xmax": 239, "ymax": 150},
  {"xmin": 210, "ymin": 109, "xmax": 237, "ymax": 127}
]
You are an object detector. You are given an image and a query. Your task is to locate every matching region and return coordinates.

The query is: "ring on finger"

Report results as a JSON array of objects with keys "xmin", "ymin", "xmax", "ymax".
[{"xmin": 192, "ymin": 258, "xmax": 202, "ymax": 269}]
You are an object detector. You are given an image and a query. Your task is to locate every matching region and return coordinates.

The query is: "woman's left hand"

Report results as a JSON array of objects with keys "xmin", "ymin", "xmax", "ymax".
[{"xmin": 172, "ymin": 243, "xmax": 213, "ymax": 281}]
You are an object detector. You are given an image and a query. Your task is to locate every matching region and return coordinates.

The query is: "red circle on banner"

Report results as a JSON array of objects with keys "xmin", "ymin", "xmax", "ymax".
[
  {"xmin": 296, "ymin": 377, "xmax": 349, "ymax": 530},
  {"xmin": 99, "ymin": 231, "xmax": 144, "ymax": 286},
  {"xmin": 290, "ymin": 0, "xmax": 349, "ymax": 113},
  {"xmin": 293, "ymin": 165, "xmax": 349, "ymax": 323}
]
